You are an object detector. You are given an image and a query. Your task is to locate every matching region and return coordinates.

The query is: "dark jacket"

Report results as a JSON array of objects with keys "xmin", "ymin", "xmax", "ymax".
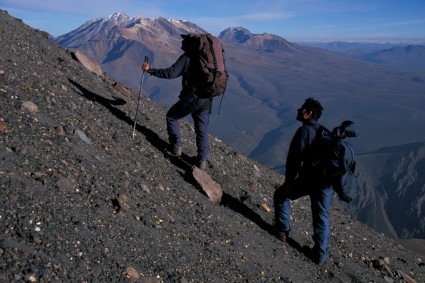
[
  {"xmin": 285, "ymin": 119, "xmax": 320, "ymax": 185},
  {"xmin": 147, "ymin": 53, "xmax": 193, "ymax": 99}
]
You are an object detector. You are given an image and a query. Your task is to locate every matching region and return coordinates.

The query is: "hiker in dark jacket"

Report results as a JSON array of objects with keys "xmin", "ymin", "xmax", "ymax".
[
  {"xmin": 142, "ymin": 35, "xmax": 211, "ymax": 169},
  {"xmin": 273, "ymin": 97, "xmax": 334, "ymax": 265}
]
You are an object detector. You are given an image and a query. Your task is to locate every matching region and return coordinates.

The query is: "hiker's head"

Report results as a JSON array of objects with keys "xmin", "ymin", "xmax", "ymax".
[
  {"xmin": 297, "ymin": 97, "xmax": 323, "ymax": 121},
  {"xmin": 181, "ymin": 34, "xmax": 192, "ymax": 52}
]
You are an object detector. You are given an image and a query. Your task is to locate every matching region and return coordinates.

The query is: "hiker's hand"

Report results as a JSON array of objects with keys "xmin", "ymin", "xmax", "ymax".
[{"xmin": 142, "ymin": 63, "xmax": 150, "ymax": 72}]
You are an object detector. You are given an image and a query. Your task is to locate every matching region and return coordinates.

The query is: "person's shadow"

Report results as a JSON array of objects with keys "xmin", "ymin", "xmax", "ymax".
[
  {"xmin": 69, "ymin": 78, "xmax": 189, "ymax": 163},
  {"xmin": 68, "ymin": 78, "xmax": 297, "ymax": 241}
]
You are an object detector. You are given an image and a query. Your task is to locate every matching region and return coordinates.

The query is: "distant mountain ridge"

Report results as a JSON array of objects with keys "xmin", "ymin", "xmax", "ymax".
[
  {"xmin": 219, "ymin": 27, "xmax": 299, "ymax": 53},
  {"xmin": 355, "ymin": 45, "xmax": 425, "ymax": 71},
  {"xmin": 299, "ymin": 41, "xmax": 425, "ymax": 71},
  {"xmin": 299, "ymin": 41, "xmax": 406, "ymax": 53},
  {"xmin": 54, "ymin": 12, "xmax": 425, "ymax": 240}
]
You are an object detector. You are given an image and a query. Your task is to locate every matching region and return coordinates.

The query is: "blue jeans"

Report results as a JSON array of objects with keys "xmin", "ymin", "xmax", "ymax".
[
  {"xmin": 274, "ymin": 181, "xmax": 334, "ymax": 262},
  {"xmin": 166, "ymin": 95, "xmax": 211, "ymax": 161}
]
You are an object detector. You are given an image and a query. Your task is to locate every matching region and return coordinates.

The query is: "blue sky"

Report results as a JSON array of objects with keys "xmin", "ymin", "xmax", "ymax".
[{"xmin": 1, "ymin": 0, "xmax": 425, "ymax": 42}]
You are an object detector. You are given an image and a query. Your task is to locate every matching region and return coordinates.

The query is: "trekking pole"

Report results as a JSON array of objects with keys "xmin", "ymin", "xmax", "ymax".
[{"xmin": 132, "ymin": 56, "xmax": 148, "ymax": 138}]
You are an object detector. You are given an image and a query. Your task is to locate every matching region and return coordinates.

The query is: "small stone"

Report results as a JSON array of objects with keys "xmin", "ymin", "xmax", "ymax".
[
  {"xmin": 155, "ymin": 183, "xmax": 165, "ymax": 191},
  {"xmin": 125, "ymin": 266, "xmax": 140, "ymax": 281},
  {"xmin": 140, "ymin": 184, "xmax": 150, "ymax": 193},
  {"xmin": 28, "ymin": 274, "xmax": 37, "ymax": 282},
  {"xmin": 260, "ymin": 203, "xmax": 271, "ymax": 212},
  {"xmin": 383, "ymin": 256, "xmax": 390, "ymax": 265},
  {"xmin": 397, "ymin": 270, "xmax": 417, "ymax": 283},
  {"xmin": 21, "ymin": 101, "xmax": 39, "ymax": 112},
  {"xmin": 55, "ymin": 126, "xmax": 65, "ymax": 136},
  {"xmin": 75, "ymin": 129, "xmax": 92, "ymax": 144},
  {"xmin": 0, "ymin": 120, "xmax": 6, "ymax": 132},
  {"xmin": 117, "ymin": 194, "xmax": 130, "ymax": 214},
  {"xmin": 56, "ymin": 177, "xmax": 78, "ymax": 191}
]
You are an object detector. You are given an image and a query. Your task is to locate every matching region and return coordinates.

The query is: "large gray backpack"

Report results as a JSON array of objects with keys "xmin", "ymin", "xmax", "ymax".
[{"xmin": 307, "ymin": 121, "xmax": 358, "ymax": 203}]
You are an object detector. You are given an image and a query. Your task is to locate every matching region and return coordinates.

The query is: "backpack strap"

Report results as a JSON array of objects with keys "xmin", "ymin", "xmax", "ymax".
[
  {"xmin": 206, "ymin": 34, "xmax": 218, "ymax": 78},
  {"xmin": 205, "ymin": 34, "xmax": 219, "ymax": 115},
  {"xmin": 204, "ymin": 34, "xmax": 226, "ymax": 115},
  {"xmin": 309, "ymin": 124, "xmax": 331, "ymax": 143}
]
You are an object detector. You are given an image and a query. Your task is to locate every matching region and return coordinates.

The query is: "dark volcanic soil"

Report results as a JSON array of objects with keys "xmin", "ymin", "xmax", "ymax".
[{"xmin": 1, "ymin": 9, "xmax": 424, "ymax": 282}]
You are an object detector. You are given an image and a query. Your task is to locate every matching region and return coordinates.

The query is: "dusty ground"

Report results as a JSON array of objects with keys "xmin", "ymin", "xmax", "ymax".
[{"xmin": 1, "ymin": 9, "xmax": 424, "ymax": 282}]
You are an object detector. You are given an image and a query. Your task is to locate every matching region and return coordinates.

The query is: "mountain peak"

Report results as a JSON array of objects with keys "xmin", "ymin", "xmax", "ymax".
[
  {"xmin": 219, "ymin": 27, "xmax": 299, "ymax": 52},
  {"xmin": 107, "ymin": 12, "xmax": 130, "ymax": 21},
  {"xmin": 54, "ymin": 12, "xmax": 207, "ymax": 53},
  {"xmin": 102, "ymin": 12, "xmax": 146, "ymax": 28}
]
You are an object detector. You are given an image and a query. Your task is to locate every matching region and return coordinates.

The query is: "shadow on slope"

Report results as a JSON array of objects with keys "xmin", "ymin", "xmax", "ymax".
[{"xmin": 68, "ymin": 78, "xmax": 278, "ymax": 237}]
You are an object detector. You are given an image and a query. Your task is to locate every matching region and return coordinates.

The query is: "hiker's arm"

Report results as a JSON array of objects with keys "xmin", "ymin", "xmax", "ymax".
[
  {"xmin": 145, "ymin": 54, "xmax": 188, "ymax": 79},
  {"xmin": 285, "ymin": 127, "xmax": 310, "ymax": 184}
]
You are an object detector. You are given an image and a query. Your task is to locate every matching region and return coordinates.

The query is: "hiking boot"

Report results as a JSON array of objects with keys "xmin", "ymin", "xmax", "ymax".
[
  {"xmin": 303, "ymin": 243, "xmax": 325, "ymax": 265},
  {"xmin": 317, "ymin": 260, "xmax": 327, "ymax": 266},
  {"xmin": 276, "ymin": 231, "xmax": 289, "ymax": 242},
  {"xmin": 198, "ymin": 160, "xmax": 208, "ymax": 170},
  {"xmin": 172, "ymin": 145, "xmax": 182, "ymax": 157}
]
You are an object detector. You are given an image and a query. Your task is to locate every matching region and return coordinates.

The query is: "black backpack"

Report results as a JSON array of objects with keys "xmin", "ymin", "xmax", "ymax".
[
  {"xmin": 310, "ymin": 121, "xmax": 358, "ymax": 203},
  {"xmin": 181, "ymin": 33, "xmax": 229, "ymax": 98}
]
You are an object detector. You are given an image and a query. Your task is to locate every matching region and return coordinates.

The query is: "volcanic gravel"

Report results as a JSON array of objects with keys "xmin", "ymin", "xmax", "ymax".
[{"xmin": 1, "ymin": 9, "xmax": 424, "ymax": 282}]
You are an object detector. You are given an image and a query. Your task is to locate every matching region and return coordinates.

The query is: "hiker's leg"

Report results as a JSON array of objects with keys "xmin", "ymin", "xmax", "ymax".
[
  {"xmin": 166, "ymin": 99, "xmax": 191, "ymax": 149},
  {"xmin": 274, "ymin": 183, "xmax": 307, "ymax": 233},
  {"xmin": 191, "ymin": 109, "xmax": 210, "ymax": 161},
  {"xmin": 311, "ymin": 187, "xmax": 334, "ymax": 262},
  {"xmin": 274, "ymin": 186, "xmax": 291, "ymax": 233}
]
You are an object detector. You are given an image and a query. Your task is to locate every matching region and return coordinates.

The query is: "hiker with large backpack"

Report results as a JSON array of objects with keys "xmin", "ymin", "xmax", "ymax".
[
  {"xmin": 142, "ymin": 33, "xmax": 228, "ymax": 169},
  {"xmin": 273, "ymin": 97, "xmax": 334, "ymax": 265}
]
